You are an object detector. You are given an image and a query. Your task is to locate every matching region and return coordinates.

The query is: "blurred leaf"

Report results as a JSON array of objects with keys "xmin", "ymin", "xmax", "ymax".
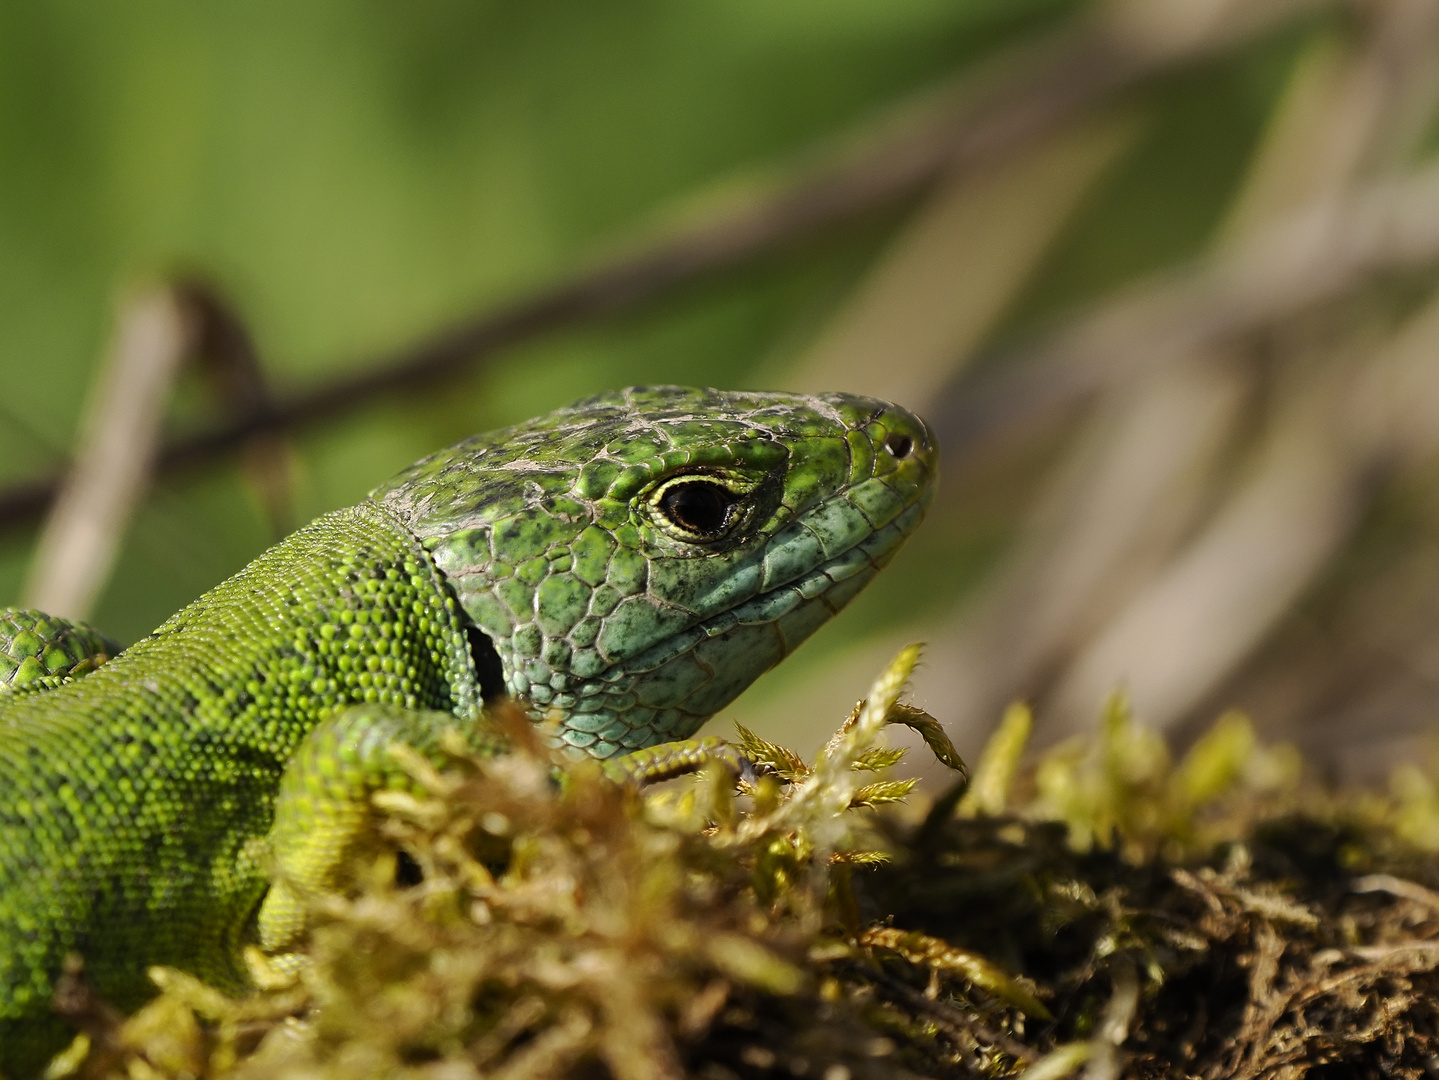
[
  {"xmin": 959, "ymin": 701, "xmax": 1032, "ymax": 818},
  {"xmin": 1173, "ymin": 709, "xmax": 1256, "ymax": 810}
]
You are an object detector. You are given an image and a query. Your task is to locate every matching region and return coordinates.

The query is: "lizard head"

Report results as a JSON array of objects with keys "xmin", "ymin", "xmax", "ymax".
[{"xmin": 371, "ymin": 386, "xmax": 936, "ymax": 758}]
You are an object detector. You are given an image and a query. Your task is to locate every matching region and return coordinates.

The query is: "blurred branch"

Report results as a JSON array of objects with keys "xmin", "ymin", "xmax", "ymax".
[
  {"xmin": 781, "ymin": 111, "xmax": 1143, "ymax": 406},
  {"xmin": 0, "ymin": 0, "xmax": 1332, "ymax": 533},
  {"xmin": 928, "ymin": 354, "xmax": 1249, "ymax": 737},
  {"xmin": 931, "ymin": 158, "xmax": 1439, "ymax": 461},
  {"xmin": 1051, "ymin": 359, "xmax": 1369, "ymax": 728},
  {"xmin": 22, "ymin": 283, "xmax": 303, "ymax": 619},
  {"xmin": 922, "ymin": 0, "xmax": 1439, "ymax": 741},
  {"xmin": 23, "ymin": 288, "xmax": 196, "ymax": 621},
  {"xmin": 1042, "ymin": 0, "xmax": 1439, "ymax": 734},
  {"xmin": 179, "ymin": 282, "xmax": 298, "ymax": 537},
  {"xmin": 1056, "ymin": 279, "xmax": 1439, "ymax": 730}
]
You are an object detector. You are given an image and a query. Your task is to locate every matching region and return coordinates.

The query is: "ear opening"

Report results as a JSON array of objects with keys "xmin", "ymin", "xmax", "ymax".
[{"xmin": 466, "ymin": 624, "xmax": 507, "ymax": 703}]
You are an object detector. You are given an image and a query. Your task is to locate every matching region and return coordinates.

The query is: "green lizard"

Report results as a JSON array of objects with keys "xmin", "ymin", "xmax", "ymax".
[{"xmin": 0, "ymin": 385, "xmax": 936, "ymax": 1074}]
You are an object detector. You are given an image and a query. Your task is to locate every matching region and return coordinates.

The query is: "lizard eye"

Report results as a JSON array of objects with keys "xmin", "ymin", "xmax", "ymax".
[
  {"xmin": 656, "ymin": 480, "xmax": 740, "ymax": 539},
  {"xmin": 884, "ymin": 433, "xmax": 913, "ymax": 459}
]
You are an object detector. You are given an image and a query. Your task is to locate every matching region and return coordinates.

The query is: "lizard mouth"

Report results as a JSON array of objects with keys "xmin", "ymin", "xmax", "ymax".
[
  {"xmin": 459, "ymin": 499, "xmax": 925, "ymax": 731},
  {"xmin": 607, "ymin": 498, "xmax": 926, "ymax": 682}
]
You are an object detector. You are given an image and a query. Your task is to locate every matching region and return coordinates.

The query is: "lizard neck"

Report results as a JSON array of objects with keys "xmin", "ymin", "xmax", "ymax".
[
  {"xmin": 124, "ymin": 500, "xmax": 484, "ymax": 730},
  {"xmin": 0, "ymin": 501, "xmax": 483, "ymax": 1046}
]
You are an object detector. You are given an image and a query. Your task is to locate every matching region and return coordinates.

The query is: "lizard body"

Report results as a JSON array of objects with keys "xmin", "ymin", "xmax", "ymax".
[{"xmin": 0, "ymin": 386, "xmax": 936, "ymax": 1073}]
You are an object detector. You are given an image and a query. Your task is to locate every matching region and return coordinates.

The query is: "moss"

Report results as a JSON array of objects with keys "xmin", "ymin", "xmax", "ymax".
[{"xmin": 47, "ymin": 649, "xmax": 1439, "ymax": 1079}]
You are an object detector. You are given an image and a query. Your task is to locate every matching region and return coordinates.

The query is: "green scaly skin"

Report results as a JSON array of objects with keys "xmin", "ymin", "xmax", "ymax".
[
  {"xmin": 0, "ymin": 386, "xmax": 936, "ymax": 1074},
  {"xmin": 0, "ymin": 611, "xmax": 118, "ymax": 694}
]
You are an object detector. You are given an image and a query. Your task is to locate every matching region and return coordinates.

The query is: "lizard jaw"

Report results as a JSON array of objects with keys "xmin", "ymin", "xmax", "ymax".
[{"xmin": 533, "ymin": 495, "xmax": 930, "ymax": 757}]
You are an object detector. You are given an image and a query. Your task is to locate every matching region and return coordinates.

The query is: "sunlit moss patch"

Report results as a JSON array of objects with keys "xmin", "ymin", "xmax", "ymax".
[{"xmin": 47, "ymin": 649, "xmax": 1439, "ymax": 1079}]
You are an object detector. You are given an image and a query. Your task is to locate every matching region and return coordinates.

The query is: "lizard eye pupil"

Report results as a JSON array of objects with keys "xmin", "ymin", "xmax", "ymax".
[
  {"xmin": 884, "ymin": 433, "xmax": 913, "ymax": 459},
  {"xmin": 659, "ymin": 481, "xmax": 736, "ymax": 537}
]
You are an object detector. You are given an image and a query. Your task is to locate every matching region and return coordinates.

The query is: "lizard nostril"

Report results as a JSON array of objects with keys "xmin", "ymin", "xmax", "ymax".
[{"xmin": 884, "ymin": 433, "xmax": 914, "ymax": 459}]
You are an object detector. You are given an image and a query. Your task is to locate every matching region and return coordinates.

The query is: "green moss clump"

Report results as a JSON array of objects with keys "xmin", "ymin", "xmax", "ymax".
[{"xmin": 46, "ymin": 649, "xmax": 1439, "ymax": 1079}]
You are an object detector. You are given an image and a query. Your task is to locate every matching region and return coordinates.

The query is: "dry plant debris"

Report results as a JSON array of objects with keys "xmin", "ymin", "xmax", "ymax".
[{"xmin": 40, "ymin": 647, "xmax": 1439, "ymax": 1080}]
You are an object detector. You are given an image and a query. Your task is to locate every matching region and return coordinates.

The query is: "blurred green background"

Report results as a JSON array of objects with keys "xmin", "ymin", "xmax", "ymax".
[
  {"xmin": 0, "ymin": 0, "xmax": 1073, "ymax": 630},
  {"xmin": 7, "ymin": 0, "xmax": 1437, "ymax": 777}
]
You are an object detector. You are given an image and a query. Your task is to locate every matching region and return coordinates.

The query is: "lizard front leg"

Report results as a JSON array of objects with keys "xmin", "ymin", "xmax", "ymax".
[
  {"xmin": 258, "ymin": 714, "xmax": 756, "ymax": 958},
  {"xmin": 257, "ymin": 704, "xmax": 499, "ymax": 956},
  {"xmin": 603, "ymin": 737, "xmax": 759, "ymax": 787}
]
